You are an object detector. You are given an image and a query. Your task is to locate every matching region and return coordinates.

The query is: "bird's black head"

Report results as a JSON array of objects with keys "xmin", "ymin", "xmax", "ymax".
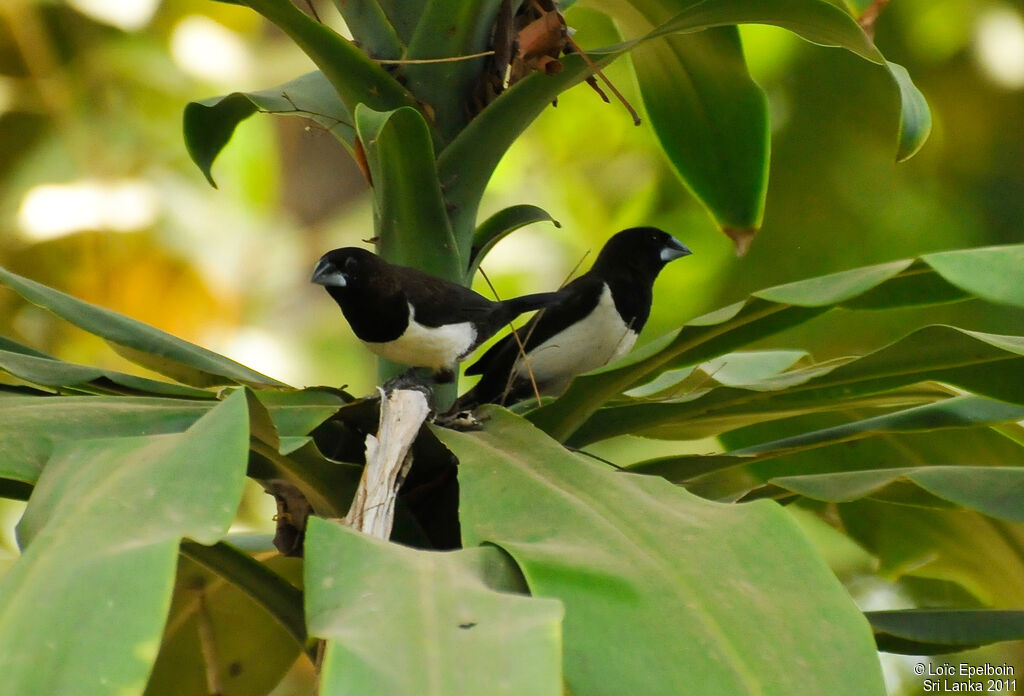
[
  {"xmin": 311, "ymin": 247, "xmax": 388, "ymax": 292},
  {"xmin": 594, "ymin": 227, "xmax": 692, "ymax": 276}
]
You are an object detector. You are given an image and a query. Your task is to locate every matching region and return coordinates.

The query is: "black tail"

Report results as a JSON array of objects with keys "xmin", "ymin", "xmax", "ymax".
[{"xmin": 496, "ymin": 291, "xmax": 561, "ymax": 323}]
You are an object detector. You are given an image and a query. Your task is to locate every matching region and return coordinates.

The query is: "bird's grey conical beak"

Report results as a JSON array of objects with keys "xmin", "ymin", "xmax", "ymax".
[
  {"xmin": 660, "ymin": 237, "xmax": 693, "ymax": 262},
  {"xmin": 311, "ymin": 258, "xmax": 347, "ymax": 287}
]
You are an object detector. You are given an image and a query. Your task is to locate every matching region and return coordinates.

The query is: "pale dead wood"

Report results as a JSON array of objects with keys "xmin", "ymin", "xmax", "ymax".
[{"xmin": 344, "ymin": 388, "xmax": 431, "ymax": 539}]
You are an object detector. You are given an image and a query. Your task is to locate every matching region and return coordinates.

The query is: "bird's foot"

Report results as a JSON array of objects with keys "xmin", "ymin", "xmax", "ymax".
[
  {"xmin": 381, "ymin": 368, "xmax": 434, "ymax": 396},
  {"xmin": 433, "ymin": 409, "xmax": 488, "ymax": 431}
]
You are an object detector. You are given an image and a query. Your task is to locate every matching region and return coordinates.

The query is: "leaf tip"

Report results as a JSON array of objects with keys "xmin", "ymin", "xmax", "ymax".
[{"xmin": 723, "ymin": 227, "xmax": 757, "ymax": 256}]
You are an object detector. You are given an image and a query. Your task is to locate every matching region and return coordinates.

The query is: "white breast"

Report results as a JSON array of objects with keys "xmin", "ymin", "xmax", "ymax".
[
  {"xmin": 514, "ymin": 284, "xmax": 637, "ymax": 394},
  {"xmin": 363, "ymin": 303, "xmax": 477, "ymax": 370}
]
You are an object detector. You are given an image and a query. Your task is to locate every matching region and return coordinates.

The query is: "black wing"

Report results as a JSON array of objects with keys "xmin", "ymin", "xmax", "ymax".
[
  {"xmin": 397, "ymin": 265, "xmax": 499, "ymax": 327},
  {"xmin": 465, "ymin": 275, "xmax": 604, "ymax": 376}
]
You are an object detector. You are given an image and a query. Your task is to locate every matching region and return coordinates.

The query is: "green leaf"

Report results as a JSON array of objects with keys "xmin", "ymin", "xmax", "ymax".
[
  {"xmin": 731, "ymin": 396, "xmax": 1024, "ymax": 457},
  {"xmin": 528, "ymin": 246, "xmax": 1024, "ymax": 443},
  {"xmin": 888, "ymin": 61, "xmax": 932, "ymax": 162},
  {"xmin": 0, "ymin": 390, "xmax": 342, "ymax": 486},
  {"xmin": 438, "ymin": 0, "xmax": 927, "ymax": 237},
  {"xmin": 643, "ymin": 0, "xmax": 881, "ymax": 62},
  {"xmin": 185, "ymin": 71, "xmax": 354, "ymax": 187},
  {"xmin": 571, "ymin": 325, "xmax": 1024, "ymax": 445},
  {"xmin": 0, "ymin": 394, "xmax": 211, "ymax": 484},
  {"xmin": 924, "ymin": 244, "xmax": 1024, "ymax": 307},
  {"xmin": 437, "ymin": 408, "xmax": 887, "ymax": 696},
  {"xmin": 527, "ymin": 299, "xmax": 830, "ymax": 442},
  {"xmin": 866, "ymin": 609, "xmax": 1024, "ymax": 655},
  {"xmin": 403, "ymin": 0, "xmax": 502, "ymax": 142},
  {"xmin": 180, "ymin": 540, "xmax": 307, "ymax": 648},
  {"xmin": 468, "ymin": 204, "xmax": 560, "ymax": 280},
  {"xmin": 0, "ymin": 391, "xmax": 250, "ymax": 695},
  {"xmin": 742, "ymin": 422, "xmax": 1024, "ymax": 480},
  {"xmin": 253, "ymin": 388, "xmax": 347, "ymax": 441},
  {"xmin": 627, "ymin": 23, "xmax": 770, "ymax": 233},
  {"xmin": 146, "ymin": 549, "xmax": 305, "ymax": 696},
  {"xmin": 355, "ymin": 105, "xmax": 462, "ymax": 278},
  {"xmin": 754, "ymin": 259, "xmax": 912, "ymax": 305},
  {"xmin": 0, "ymin": 265, "xmax": 287, "ymax": 388},
  {"xmin": 0, "ymin": 348, "xmax": 214, "ymax": 398},
  {"xmin": 437, "ymin": 50, "xmax": 609, "ymax": 240},
  {"xmin": 377, "ymin": 0, "xmax": 427, "ymax": 44},
  {"xmin": 771, "ymin": 466, "xmax": 1024, "ymax": 523},
  {"xmin": 304, "ymin": 517, "xmax": 565, "ymax": 696},
  {"xmin": 0, "ymin": 335, "xmax": 50, "ymax": 358},
  {"xmin": 329, "ymin": 0, "xmax": 403, "ymax": 60},
  {"xmin": 841, "ymin": 501, "xmax": 1024, "ymax": 607},
  {"xmin": 224, "ymin": 0, "xmax": 416, "ymax": 116}
]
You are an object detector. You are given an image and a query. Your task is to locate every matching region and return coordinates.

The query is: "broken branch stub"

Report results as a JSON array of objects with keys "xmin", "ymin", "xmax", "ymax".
[{"xmin": 344, "ymin": 388, "xmax": 431, "ymax": 539}]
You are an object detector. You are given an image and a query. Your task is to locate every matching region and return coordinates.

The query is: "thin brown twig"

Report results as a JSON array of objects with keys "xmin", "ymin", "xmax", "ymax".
[
  {"xmin": 376, "ymin": 50, "xmax": 495, "ymax": 65},
  {"xmin": 566, "ymin": 35, "xmax": 641, "ymax": 125}
]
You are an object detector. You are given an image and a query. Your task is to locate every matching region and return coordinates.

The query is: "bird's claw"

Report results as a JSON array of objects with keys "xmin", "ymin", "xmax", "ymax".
[{"xmin": 433, "ymin": 409, "xmax": 487, "ymax": 431}]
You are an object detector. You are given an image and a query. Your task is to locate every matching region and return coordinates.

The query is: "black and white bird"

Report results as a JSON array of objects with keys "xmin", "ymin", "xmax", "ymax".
[
  {"xmin": 454, "ymin": 227, "xmax": 691, "ymax": 408},
  {"xmin": 311, "ymin": 247, "xmax": 561, "ymax": 382}
]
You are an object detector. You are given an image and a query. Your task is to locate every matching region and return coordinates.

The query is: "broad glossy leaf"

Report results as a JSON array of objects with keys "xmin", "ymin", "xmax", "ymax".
[
  {"xmin": 572, "ymin": 325, "xmax": 1024, "ymax": 445},
  {"xmin": 0, "ymin": 348, "xmax": 213, "ymax": 398},
  {"xmin": 305, "ymin": 517, "xmax": 564, "ymax": 696},
  {"xmin": 643, "ymin": 0, "xmax": 879, "ymax": 60},
  {"xmin": 468, "ymin": 204, "xmax": 560, "ymax": 280},
  {"xmin": 377, "ymin": 0, "xmax": 427, "ymax": 43},
  {"xmin": 0, "ymin": 390, "xmax": 342, "ymax": 485},
  {"xmin": 437, "ymin": 408, "xmax": 886, "ymax": 695},
  {"xmin": 180, "ymin": 540, "xmax": 306, "ymax": 648},
  {"xmin": 438, "ymin": 0, "xmax": 923, "ymax": 240},
  {"xmin": 185, "ymin": 71, "xmax": 354, "ymax": 187},
  {"xmin": 632, "ymin": 414, "xmax": 1024, "ymax": 497},
  {"xmin": 253, "ymin": 388, "xmax": 347, "ymax": 440},
  {"xmin": 403, "ymin": 0, "xmax": 501, "ymax": 142},
  {"xmin": 146, "ymin": 550, "xmax": 305, "ymax": 696},
  {"xmin": 771, "ymin": 466, "xmax": 1024, "ymax": 523},
  {"xmin": 842, "ymin": 259, "xmax": 972, "ymax": 308},
  {"xmin": 626, "ymin": 349, "xmax": 809, "ymax": 397},
  {"xmin": 528, "ymin": 299, "xmax": 829, "ymax": 441},
  {"xmin": 629, "ymin": 408, "xmax": 1024, "ymax": 487},
  {"xmin": 0, "ymin": 265, "xmax": 287, "ymax": 388},
  {"xmin": 0, "ymin": 395, "xmax": 210, "ymax": 484},
  {"xmin": 634, "ymin": 26, "xmax": 768, "ymax": 234},
  {"xmin": 841, "ymin": 501, "xmax": 1024, "ymax": 607},
  {"xmin": 329, "ymin": 0, "xmax": 403, "ymax": 60},
  {"xmin": 731, "ymin": 396, "xmax": 1024, "ymax": 456},
  {"xmin": 0, "ymin": 391, "xmax": 249, "ymax": 696},
  {"xmin": 642, "ymin": 1, "xmax": 928, "ymax": 166},
  {"xmin": 529, "ymin": 247, "xmax": 1024, "ymax": 442},
  {"xmin": 0, "ymin": 335, "xmax": 49, "ymax": 358},
  {"xmin": 355, "ymin": 105, "xmax": 462, "ymax": 278},
  {"xmin": 438, "ymin": 49, "xmax": 611, "ymax": 238},
  {"xmin": 737, "ymin": 422, "xmax": 1024, "ymax": 480},
  {"xmin": 867, "ymin": 609, "xmax": 1024, "ymax": 655},
  {"xmin": 924, "ymin": 245, "xmax": 1024, "ymax": 308},
  {"xmin": 220, "ymin": 0, "xmax": 415, "ymax": 116},
  {"xmin": 754, "ymin": 259, "xmax": 912, "ymax": 305},
  {"xmin": 888, "ymin": 61, "xmax": 932, "ymax": 161}
]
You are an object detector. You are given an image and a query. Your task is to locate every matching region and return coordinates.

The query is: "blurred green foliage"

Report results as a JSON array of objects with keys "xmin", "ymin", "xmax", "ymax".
[
  {"xmin": 2, "ymin": 0, "xmax": 1021, "ymax": 396},
  {"xmin": 1, "ymin": 3, "xmax": 1023, "ymax": 692}
]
